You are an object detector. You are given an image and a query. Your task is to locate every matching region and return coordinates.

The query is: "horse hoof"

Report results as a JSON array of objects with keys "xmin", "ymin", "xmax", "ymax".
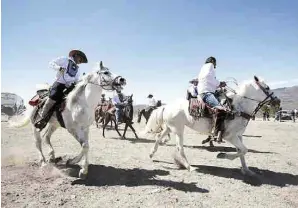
[
  {"xmin": 41, "ymin": 161, "xmax": 47, "ymax": 167},
  {"xmin": 66, "ymin": 159, "xmax": 73, "ymax": 166},
  {"xmin": 79, "ymin": 170, "xmax": 87, "ymax": 179},
  {"xmin": 202, "ymin": 139, "xmax": 210, "ymax": 144},
  {"xmin": 241, "ymin": 168, "xmax": 256, "ymax": 176},
  {"xmin": 188, "ymin": 166, "xmax": 196, "ymax": 172},
  {"xmin": 49, "ymin": 157, "xmax": 62, "ymax": 164},
  {"xmin": 217, "ymin": 152, "xmax": 226, "ymax": 159}
]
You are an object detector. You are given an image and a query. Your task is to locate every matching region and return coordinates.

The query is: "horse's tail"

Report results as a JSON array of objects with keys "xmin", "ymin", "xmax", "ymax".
[
  {"xmin": 139, "ymin": 107, "xmax": 165, "ymax": 137},
  {"xmin": 8, "ymin": 107, "xmax": 34, "ymax": 128}
]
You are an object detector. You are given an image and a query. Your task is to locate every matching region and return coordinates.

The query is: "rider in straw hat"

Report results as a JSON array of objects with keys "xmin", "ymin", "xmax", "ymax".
[
  {"xmin": 186, "ymin": 78, "xmax": 198, "ymax": 100},
  {"xmin": 34, "ymin": 49, "xmax": 88, "ymax": 130}
]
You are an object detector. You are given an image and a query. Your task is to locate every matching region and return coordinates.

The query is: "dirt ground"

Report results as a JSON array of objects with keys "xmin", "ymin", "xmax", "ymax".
[{"xmin": 1, "ymin": 118, "xmax": 298, "ymax": 208}]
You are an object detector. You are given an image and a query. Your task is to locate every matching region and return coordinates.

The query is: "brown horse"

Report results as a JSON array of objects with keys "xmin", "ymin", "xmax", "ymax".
[
  {"xmin": 102, "ymin": 95, "xmax": 139, "ymax": 139},
  {"xmin": 94, "ymin": 100, "xmax": 113, "ymax": 128},
  {"xmin": 137, "ymin": 100, "xmax": 162, "ymax": 124}
]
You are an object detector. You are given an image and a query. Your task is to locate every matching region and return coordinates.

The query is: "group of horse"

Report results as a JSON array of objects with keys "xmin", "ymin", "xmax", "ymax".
[
  {"xmin": 9, "ymin": 61, "xmax": 281, "ymax": 180},
  {"xmin": 94, "ymin": 94, "xmax": 138, "ymax": 139},
  {"xmin": 94, "ymin": 96, "xmax": 162, "ymax": 139}
]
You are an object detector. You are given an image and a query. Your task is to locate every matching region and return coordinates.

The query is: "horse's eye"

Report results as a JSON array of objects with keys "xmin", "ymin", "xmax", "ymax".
[{"xmin": 103, "ymin": 71, "xmax": 109, "ymax": 75}]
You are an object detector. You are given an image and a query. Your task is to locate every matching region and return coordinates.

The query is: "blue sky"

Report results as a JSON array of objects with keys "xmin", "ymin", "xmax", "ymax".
[{"xmin": 2, "ymin": 0, "xmax": 298, "ymax": 104}]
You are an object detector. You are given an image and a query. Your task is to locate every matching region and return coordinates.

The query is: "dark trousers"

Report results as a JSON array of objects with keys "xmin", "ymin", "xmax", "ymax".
[{"xmin": 49, "ymin": 82, "xmax": 66, "ymax": 102}]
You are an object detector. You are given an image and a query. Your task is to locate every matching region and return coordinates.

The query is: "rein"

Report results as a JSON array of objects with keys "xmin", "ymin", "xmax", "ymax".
[
  {"xmin": 224, "ymin": 82, "xmax": 275, "ymax": 120},
  {"xmin": 83, "ymin": 73, "xmax": 123, "ymax": 92}
]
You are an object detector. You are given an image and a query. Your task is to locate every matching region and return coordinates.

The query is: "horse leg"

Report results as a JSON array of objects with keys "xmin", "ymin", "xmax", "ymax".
[
  {"xmin": 149, "ymin": 127, "xmax": 170, "ymax": 158},
  {"xmin": 174, "ymin": 130, "xmax": 194, "ymax": 171},
  {"xmin": 67, "ymin": 128, "xmax": 90, "ymax": 179},
  {"xmin": 217, "ymin": 135, "xmax": 254, "ymax": 176},
  {"xmin": 102, "ymin": 116, "xmax": 110, "ymax": 138},
  {"xmin": 238, "ymin": 136, "xmax": 255, "ymax": 176},
  {"xmin": 122, "ymin": 123, "xmax": 129, "ymax": 139},
  {"xmin": 79, "ymin": 129, "xmax": 90, "ymax": 179},
  {"xmin": 127, "ymin": 122, "xmax": 139, "ymax": 139},
  {"xmin": 43, "ymin": 124, "xmax": 58, "ymax": 162},
  {"xmin": 95, "ymin": 115, "xmax": 98, "ymax": 128},
  {"xmin": 113, "ymin": 118, "xmax": 122, "ymax": 138},
  {"xmin": 33, "ymin": 127, "xmax": 46, "ymax": 166},
  {"xmin": 110, "ymin": 119, "xmax": 113, "ymax": 128},
  {"xmin": 161, "ymin": 133, "xmax": 171, "ymax": 144}
]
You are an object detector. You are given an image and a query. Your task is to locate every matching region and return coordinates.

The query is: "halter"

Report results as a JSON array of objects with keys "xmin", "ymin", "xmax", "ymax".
[{"xmin": 224, "ymin": 81, "xmax": 277, "ymax": 120}]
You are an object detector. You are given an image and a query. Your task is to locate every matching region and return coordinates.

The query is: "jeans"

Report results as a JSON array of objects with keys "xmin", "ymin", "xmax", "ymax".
[
  {"xmin": 115, "ymin": 104, "xmax": 123, "ymax": 123},
  {"xmin": 201, "ymin": 92, "xmax": 221, "ymax": 108}
]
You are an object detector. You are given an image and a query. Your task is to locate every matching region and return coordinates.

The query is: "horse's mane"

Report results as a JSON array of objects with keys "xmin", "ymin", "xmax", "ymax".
[
  {"xmin": 235, "ymin": 78, "xmax": 264, "ymax": 96},
  {"xmin": 66, "ymin": 73, "xmax": 94, "ymax": 108},
  {"xmin": 225, "ymin": 77, "xmax": 265, "ymax": 103}
]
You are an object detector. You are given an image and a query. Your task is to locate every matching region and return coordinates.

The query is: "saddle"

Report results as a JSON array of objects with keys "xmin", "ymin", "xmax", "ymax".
[
  {"xmin": 189, "ymin": 97, "xmax": 217, "ymax": 119},
  {"xmin": 30, "ymin": 88, "xmax": 70, "ymax": 130},
  {"xmin": 107, "ymin": 106, "xmax": 116, "ymax": 114},
  {"xmin": 189, "ymin": 90, "xmax": 234, "ymax": 120}
]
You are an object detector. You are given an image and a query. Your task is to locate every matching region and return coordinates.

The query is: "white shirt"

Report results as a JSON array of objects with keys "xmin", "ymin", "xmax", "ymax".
[
  {"xmin": 197, "ymin": 63, "xmax": 220, "ymax": 94},
  {"xmin": 187, "ymin": 85, "xmax": 198, "ymax": 97},
  {"xmin": 148, "ymin": 97, "xmax": 157, "ymax": 107},
  {"xmin": 49, "ymin": 56, "xmax": 80, "ymax": 86},
  {"xmin": 112, "ymin": 94, "xmax": 125, "ymax": 105}
]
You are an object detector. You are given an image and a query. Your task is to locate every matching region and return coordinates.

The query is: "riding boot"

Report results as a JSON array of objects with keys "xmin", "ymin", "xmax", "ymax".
[
  {"xmin": 34, "ymin": 98, "xmax": 56, "ymax": 130},
  {"xmin": 212, "ymin": 111, "xmax": 226, "ymax": 142}
]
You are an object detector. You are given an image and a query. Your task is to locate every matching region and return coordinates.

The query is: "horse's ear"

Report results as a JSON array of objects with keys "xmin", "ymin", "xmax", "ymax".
[
  {"xmin": 131, "ymin": 94, "xmax": 133, "ymax": 97},
  {"xmin": 254, "ymin": 76, "xmax": 259, "ymax": 82},
  {"xmin": 100, "ymin": 61, "xmax": 103, "ymax": 69}
]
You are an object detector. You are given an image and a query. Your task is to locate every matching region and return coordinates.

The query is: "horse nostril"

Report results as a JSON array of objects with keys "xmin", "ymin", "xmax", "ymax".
[{"xmin": 119, "ymin": 78, "xmax": 125, "ymax": 82}]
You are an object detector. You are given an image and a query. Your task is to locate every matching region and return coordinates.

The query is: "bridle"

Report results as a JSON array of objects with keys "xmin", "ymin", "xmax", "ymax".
[
  {"xmin": 84, "ymin": 69, "xmax": 125, "ymax": 91},
  {"xmin": 224, "ymin": 81, "xmax": 277, "ymax": 120}
]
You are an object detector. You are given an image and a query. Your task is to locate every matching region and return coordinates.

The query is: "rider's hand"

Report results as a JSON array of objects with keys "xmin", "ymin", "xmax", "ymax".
[
  {"xmin": 59, "ymin": 67, "xmax": 66, "ymax": 73},
  {"xmin": 219, "ymin": 81, "xmax": 227, "ymax": 87}
]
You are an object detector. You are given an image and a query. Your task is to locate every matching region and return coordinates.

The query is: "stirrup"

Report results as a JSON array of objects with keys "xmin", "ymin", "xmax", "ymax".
[{"xmin": 34, "ymin": 119, "xmax": 48, "ymax": 131}]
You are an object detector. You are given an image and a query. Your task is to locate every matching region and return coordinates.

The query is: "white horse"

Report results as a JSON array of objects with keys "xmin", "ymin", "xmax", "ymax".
[
  {"xmin": 9, "ymin": 61, "xmax": 126, "ymax": 179},
  {"xmin": 142, "ymin": 76, "xmax": 280, "ymax": 176}
]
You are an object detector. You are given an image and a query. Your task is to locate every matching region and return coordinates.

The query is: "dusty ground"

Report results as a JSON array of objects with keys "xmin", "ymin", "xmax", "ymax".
[{"xmin": 1, "ymin": 118, "xmax": 298, "ymax": 208}]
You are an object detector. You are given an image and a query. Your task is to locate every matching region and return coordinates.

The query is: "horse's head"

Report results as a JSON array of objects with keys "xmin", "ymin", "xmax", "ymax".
[
  {"xmin": 237, "ymin": 76, "xmax": 280, "ymax": 111},
  {"xmin": 124, "ymin": 94, "xmax": 134, "ymax": 121},
  {"xmin": 87, "ymin": 61, "xmax": 126, "ymax": 91},
  {"xmin": 252, "ymin": 76, "xmax": 280, "ymax": 107}
]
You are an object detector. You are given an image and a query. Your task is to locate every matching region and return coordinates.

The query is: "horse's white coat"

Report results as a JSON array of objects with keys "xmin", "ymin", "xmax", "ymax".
[
  {"xmin": 143, "ymin": 76, "xmax": 280, "ymax": 176},
  {"xmin": 9, "ymin": 61, "xmax": 125, "ymax": 178}
]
